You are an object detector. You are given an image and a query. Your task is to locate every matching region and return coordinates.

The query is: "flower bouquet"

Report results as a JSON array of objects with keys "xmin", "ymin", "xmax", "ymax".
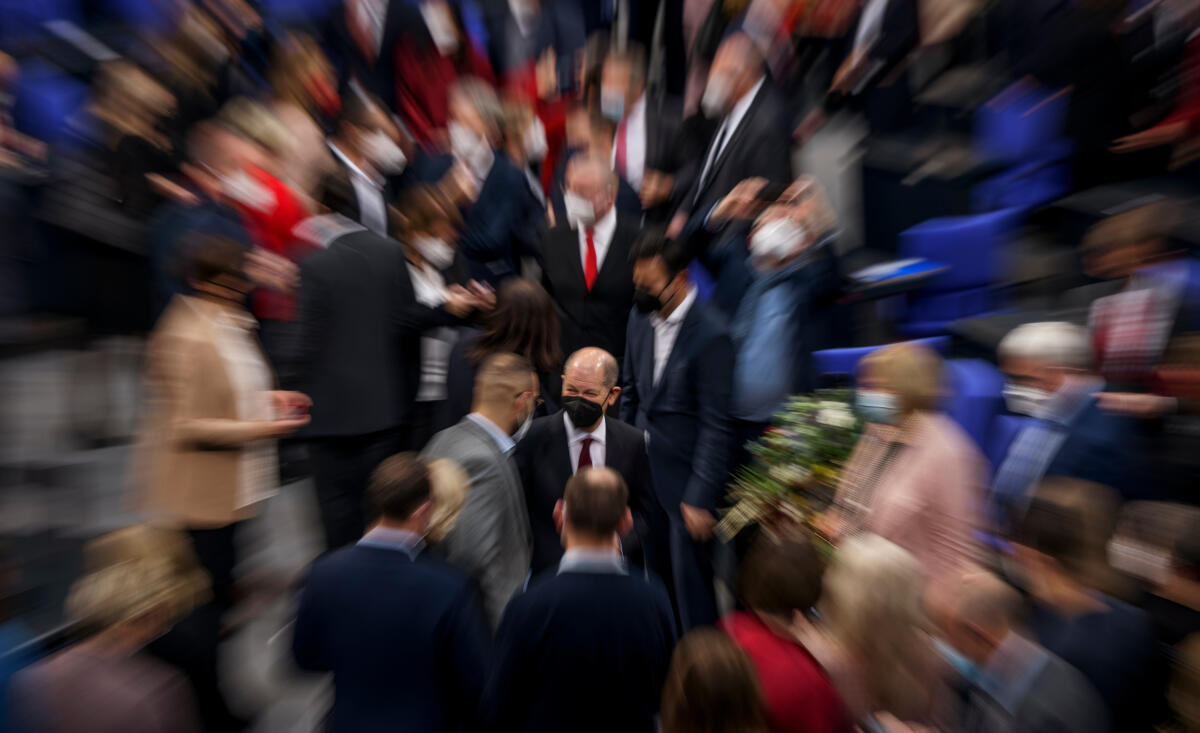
[{"xmin": 715, "ymin": 390, "xmax": 863, "ymax": 551}]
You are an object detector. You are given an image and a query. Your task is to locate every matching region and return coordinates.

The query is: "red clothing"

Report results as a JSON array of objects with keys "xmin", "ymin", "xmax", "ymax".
[
  {"xmin": 235, "ymin": 167, "xmax": 309, "ymax": 322},
  {"xmin": 395, "ymin": 42, "xmax": 495, "ymax": 151},
  {"xmin": 1158, "ymin": 35, "xmax": 1200, "ymax": 135},
  {"xmin": 719, "ymin": 612, "xmax": 854, "ymax": 733}
]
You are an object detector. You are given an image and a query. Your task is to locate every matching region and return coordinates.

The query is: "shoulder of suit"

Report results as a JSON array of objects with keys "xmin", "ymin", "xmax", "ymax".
[{"xmin": 604, "ymin": 415, "xmax": 643, "ymax": 443}]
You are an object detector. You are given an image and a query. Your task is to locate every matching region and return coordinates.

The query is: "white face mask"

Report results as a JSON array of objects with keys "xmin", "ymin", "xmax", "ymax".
[
  {"xmin": 414, "ymin": 235, "xmax": 455, "ymax": 270},
  {"xmin": 363, "ymin": 129, "xmax": 407, "ymax": 174},
  {"xmin": 701, "ymin": 74, "xmax": 734, "ymax": 118},
  {"xmin": 220, "ymin": 169, "xmax": 274, "ymax": 212},
  {"xmin": 599, "ymin": 87, "xmax": 625, "ymax": 122},
  {"xmin": 449, "ymin": 120, "xmax": 482, "ymax": 161},
  {"xmin": 1004, "ymin": 384, "xmax": 1052, "ymax": 417},
  {"xmin": 524, "ymin": 117, "xmax": 548, "ymax": 162},
  {"xmin": 564, "ymin": 191, "xmax": 596, "ymax": 230},
  {"xmin": 749, "ymin": 218, "xmax": 807, "ymax": 270}
]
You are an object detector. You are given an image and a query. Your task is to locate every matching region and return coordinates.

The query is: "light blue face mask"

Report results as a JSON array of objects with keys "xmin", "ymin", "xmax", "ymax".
[
  {"xmin": 599, "ymin": 90, "xmax": 625, "ymax": 122},
  {"xmin": 855, "ymin": 390, "xmax": 901, "ymax": 425},
  {"xmin": 933, "ymin": 638, "xmax": 989, "ymax": 690}
]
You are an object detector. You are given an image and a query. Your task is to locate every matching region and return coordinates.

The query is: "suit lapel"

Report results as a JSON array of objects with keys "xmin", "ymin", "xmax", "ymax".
[
  {"xmin": 697, "ymin": 84, "xmax": 767, "ymax": 203},
  {"xmin": 559, "ymin": 226, "xmax": 588, "ymax": 291},
  {"xmin": 549, "ymin": 413, "xmax": 575, "ymax": 487},
  {"xmin": 591, "ymin": 218, "xmax": 634, "ymax": 293},
  {"xmin": 635, "ymin": 316, "xmax": 658, "ymax": 404},
  {"xmin": 650, "ymin": 304, "xmax": 701, "ymax": 407}
]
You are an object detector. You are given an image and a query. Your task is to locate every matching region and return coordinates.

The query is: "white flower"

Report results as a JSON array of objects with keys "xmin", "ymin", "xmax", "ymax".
[{"xmin": 817, "ymin": 407, "xmax": 856, "ymax": 429}]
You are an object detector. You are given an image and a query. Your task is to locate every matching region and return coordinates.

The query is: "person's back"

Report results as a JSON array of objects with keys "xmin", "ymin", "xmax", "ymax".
[
  {"xmin": 292, "ymin": 453, "xmax": 489, "ymax": 732},
  {"xmin": 481, "ymin": 467, "xmax": 676, "ymax": 733}
]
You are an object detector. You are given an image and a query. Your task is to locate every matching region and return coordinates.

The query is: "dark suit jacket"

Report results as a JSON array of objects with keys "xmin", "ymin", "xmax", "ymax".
[
  {"xmin": 679, "ymin": 82, "xmax": 792, "ymax": 224},
  {"xmin": 324, "ymin": 0, "xmax": 425, "ymax": 111},
  {"xmin": 645, "ymin": 96, "xmax": 714, "ymax": 222},
  {"xmin": 295, "ymin": 223, "xmax": 455, "ymax": 437},
  {"xmin": 620, "ymin": 299, "xmax": 735, "ymax": 513},
  {"xmin": 1045, "ymin": 397, "xmax": 1144, "ymax": 500},
  {"xmin": 480, "ymin": 568, "xmax": 677, "ymax": 733},
  {"xmin": 539, "ymin": 216, "xmax": 637, "ymax": 364},
  {"xmin": 422, "ymin": 151, "xmax": 544, "ymax": 286},
  {"xmin": 292, "ymin": 544, "xmax": 489, "ymax": 733},
  {"xmin": 823, "ymin": 0, "xmax": 920, "ymax": 133},
  {"xmin": 515, "ymin": 412, "xmax": 655, "ymax": 574},
  {"xmin": 316, "ymin": 154, "xmax": 395, "ymax": 236}
]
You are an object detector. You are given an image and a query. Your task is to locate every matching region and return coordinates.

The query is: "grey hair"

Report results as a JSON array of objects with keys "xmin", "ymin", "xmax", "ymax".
[
  {"xmin": 451, "ymin": 77, "xmax": 503, "ymax": 138},
  {"xmin": 998, "ymin": 321, "xmax": 1093, "ymax": 370},
  {"xmin": 819, "ymin": 534, "xmax": 932, "ymax": 719}
]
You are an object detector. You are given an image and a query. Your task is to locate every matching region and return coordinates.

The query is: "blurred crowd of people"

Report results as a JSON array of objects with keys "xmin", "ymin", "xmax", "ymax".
[{"xmin": 0, "ymin": 0, "xmax": 1198, "ymax": 731}]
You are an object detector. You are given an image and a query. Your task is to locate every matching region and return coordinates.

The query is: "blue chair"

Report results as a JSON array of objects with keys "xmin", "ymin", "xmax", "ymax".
[
  {"xmin": 812, "ymin": 336, "xmax": 950, "ymax": 383},
  {"xmin": 11, "ymin": 61, "xmax": 89, "ymax": 144},
  {"xmin": 943, "ymin": 359, "xmax": 1005, "ymax": 452},
  {"xmin": 898, "ymin": 208, "xmax": 1024, "ymax": 337},
  {"xmin": 971, "ymin": 84, "xmax": 1073, "ymax": 212},
  {"xmin": 985, "ymin": 414, "xmax": 1032, "ymax": 472}
]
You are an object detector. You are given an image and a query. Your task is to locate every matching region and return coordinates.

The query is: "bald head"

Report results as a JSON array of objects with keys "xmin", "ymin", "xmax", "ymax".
[
  {"xmin": 561, "ymin": 347, "xmax": 621, "ymax": 430},
  {"xmin": 565, "ymin": 347, "xmax": 619, "ymax": 389}
]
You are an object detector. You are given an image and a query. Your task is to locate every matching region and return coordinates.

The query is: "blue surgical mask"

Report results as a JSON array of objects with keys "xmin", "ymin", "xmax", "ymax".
[
  {"xmin": 855, "ymin": 390, "xmax": 901, "ymax": 425},
  {"xmin": 599, "ymin": 87, "xmax": 625, "ymax": 122},
  {"xmin": 933, "ymin": 638, "xmax": 989, "ymax": 690}
]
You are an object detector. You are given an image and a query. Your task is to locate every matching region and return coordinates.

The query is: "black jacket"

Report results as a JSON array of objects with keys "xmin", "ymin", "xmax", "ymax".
[
  {"xmin": 539, "ymin": 215, "xmax": 638, "ymax": 366},
  {"xmin": 515, "ymin": 412, "xmax": 656, "ymax": 575}
]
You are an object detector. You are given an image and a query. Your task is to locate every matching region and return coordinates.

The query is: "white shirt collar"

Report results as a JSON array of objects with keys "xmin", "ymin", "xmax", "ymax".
[
  {"xmin": 328, "ymin": 141, "xmax": 384, "ymax": 188},
  {"xmin": 723, "ymin": 76, "xmax": 766, "ymax": 142},
  {"xmin": 467, "ymin": 412, "xmax": 516, "ymax": 456},
  {"xmin": 626, "ymin": 93, "xmax": 647, "ymax": 126},
  {"xmin": 652, "ymin": 284, "xmax": 698, "ymax": 329},
  {"xmin": 291, "ymin": 213, "xmax": 367, "ymax": 249},
  {"xmin": 358, "ymin": 525, "xmax": 424, "ymax": 557},
  {"xmin": 558, "ymin": 547, "xmax": 627, "ymax": 575},
  {"xmin": 563, "ymin": 410, "xmax": 607, "ymax": 445}
]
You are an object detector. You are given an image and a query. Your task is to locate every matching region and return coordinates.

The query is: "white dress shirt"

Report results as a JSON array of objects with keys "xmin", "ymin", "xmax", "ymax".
[
  {"xmin": 696, "ymin": 76, "xmax": 766, "ymax": 196},
  {"xmin": 651, "ymin": 285, "xmax": 698, "ymax": 386},
  {"xmin": 407, "ymin": 261, "xmax": 456, "ymax": 402},
  {"xmin": 355, "ymin": 0, "xmax": 389, "ymax": 57},
  {"xmin": 577, "ymin": 205, "xmax": 617, "ymax": 278},
  {"xmin": 853, "ymin": 0, "xmax": 889, "ymax": 52},
  {"xmin": 564, "ymin": 411, "xmax": 607, "ymax": 473},
  {"xmin": 611, "ymin": 93, "xmax": 648, "ymax": 190},
  {"xmin": 328, "ymin": 142, "xmax": 388, "ymax": 236}
]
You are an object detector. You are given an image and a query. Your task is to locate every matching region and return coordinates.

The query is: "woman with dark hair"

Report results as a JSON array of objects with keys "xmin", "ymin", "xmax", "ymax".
[
  {"xmin": 661, "ymin": 627, "xmax": 767, "ymax": 733},
  {"xmin": 439, "ymin": 278, "xmax": 563, "ymax": 435}
]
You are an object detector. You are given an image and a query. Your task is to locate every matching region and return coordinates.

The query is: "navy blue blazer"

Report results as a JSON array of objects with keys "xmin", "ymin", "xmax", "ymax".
[
  {"xmin": 292, "ymin": 544, "xmax": 489, "ymax": 733},
  {"xmin": 480, "ymin": 568, "xmax": 677, "ymax": 733},
  {"xmin": 1045, "ymin": 397, "xmax": 1145, "ymax": 500},
  {"xmin": 620, "ymin": 299, "xmax": 735, "ymax": 513},
  {"xmin": 419, "ymin": 151, "xmax": 544, "ymax": 286}
]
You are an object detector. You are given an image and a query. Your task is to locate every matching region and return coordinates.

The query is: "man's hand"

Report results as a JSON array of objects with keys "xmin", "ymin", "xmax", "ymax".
[
  {"xmin": 245, "ymin": 250, "xmax": 299, "ymax": 294},
  {"xmin": 1111, "ymin": 122, "xmax": 1187, "ymax": 153},
  {"xmin": 466, "ymin": 280, "xmax": 496, "ymax": 311},
  {"xmin": 440, "ymin": 163, "xmax": 478, "ymax": 206},
  {"xmin": 710, "ymin": 177, "xmax": 769, "ymax": 226},
  {"xmin": 666, "ymin": 212, "xmax": 688, "ymax": 239},
  {"xmin": 443, "ymin": 285, "xmax": 477, "ymax": 318},
  {"xmin": 831, "ymin": 49, "xmax": 866, "ymax": 94},
  {"xmin": 793, "ymin": 109, "xmax": 827, "ymax": 147},
  {"xmin": 681, "ymin": 503, "xmax": 716, "ymax": 542},
  {"xmin": 640, "ymin": 170, "xmax": 675, "ymax": 209},
  {"xmin": 269, "ymin": 390, "xmax": 312, "ymax": 419}
]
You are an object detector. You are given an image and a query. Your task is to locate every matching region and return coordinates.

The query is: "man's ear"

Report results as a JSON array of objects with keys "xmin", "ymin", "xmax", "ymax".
[
  {"xmin": 617, "ymin": 507, "xmax": 633, "ymax": 537},
  {"xmin": 553, "ymin": 499, "xmax": 565, "ymax": 536},
  {"xmin": 606, "ymin": 386, "xmax": 621, "ymax": 411}
]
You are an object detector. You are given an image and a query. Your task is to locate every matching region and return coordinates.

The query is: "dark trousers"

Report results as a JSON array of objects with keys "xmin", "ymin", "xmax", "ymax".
[
  {"xmin": 308, "ymin": 428, "xmax": 405, "ymax": 551},
  {"xmin": 147, "ymin": 604, "xmax": 247, "ymax": 733},
  {"xmin": 189, "ymin": 523, "xmax": 242, "ymax": 613},
  {"xmin": 404, "ymin": 400, "xmax": 443, "ymax": 453}
]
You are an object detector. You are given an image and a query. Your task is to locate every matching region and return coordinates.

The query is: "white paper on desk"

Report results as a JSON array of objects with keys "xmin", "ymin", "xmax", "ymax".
[{"xmin": 850, "ymin": 258, "xmax": 925, "ymax": 284}]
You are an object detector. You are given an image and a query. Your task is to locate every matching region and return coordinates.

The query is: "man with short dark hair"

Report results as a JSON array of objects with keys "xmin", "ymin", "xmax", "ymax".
[
  {"xmin": 621, "ymin": 229, "xmax": 735, "ymax": 630},
  {"xmin": 292, "ymin": 452, "xmax": 489, "ymax": 733},
  {"xmin": 481, "ymin": 467, "xmax": 676, "ymax": 733}
]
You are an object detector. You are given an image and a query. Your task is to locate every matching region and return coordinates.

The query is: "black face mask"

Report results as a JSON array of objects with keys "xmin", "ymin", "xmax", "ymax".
[
  {"xmin": 562, "ymin": 393, "xmax": 607, "ymax": 429},
  {"xmin": 634, "ymin": 279, "xmax": 676, "ymax": 314}
]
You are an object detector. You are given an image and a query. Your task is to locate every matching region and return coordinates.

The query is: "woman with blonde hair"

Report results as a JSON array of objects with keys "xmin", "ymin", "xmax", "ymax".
[
  {"xmin": 826, "ymin": 342, "xmax": 986, "ymax": 586},
  {"xmin": 12, "ymin": 525, "xmax": 208, "ymax": 733}
]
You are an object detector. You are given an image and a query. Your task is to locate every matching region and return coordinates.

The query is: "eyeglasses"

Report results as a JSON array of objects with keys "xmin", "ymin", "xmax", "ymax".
[{"xmin": 516, "ymin": 391, "xmax": 544, "ymax": 409}]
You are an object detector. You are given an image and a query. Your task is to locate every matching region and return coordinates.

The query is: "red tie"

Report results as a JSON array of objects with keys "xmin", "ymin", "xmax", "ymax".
[
  {"xmin": 615, "ymin": 119, "xmax": 628, "ymax": 179},
  {"xmin": 577, "ymin": 437, "xmax": 593, "ymax": 473},
  {"xmin": 584, "ymin": 228, "xmax": 598, "ymax": 291}
]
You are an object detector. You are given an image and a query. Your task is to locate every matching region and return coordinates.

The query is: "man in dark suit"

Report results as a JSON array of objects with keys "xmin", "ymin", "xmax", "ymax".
[
  {"xmin": 324, "ymin": 0, "xmax": 426, "ymax": 111},
  {"xmin": 294, "ymin": 215, "xmax": 478, "ymax": 550},
  {"xmin": 599, "ymin": 43, "xmax": 707, "ymax": 224},
  {"xmin": 992, "ymin": 322, "xmax": 1146, "ymax": 524},
  {"xmin": 541, "ymin": 155, "xmax": 637, "ymax": 364},
  {"xmin": 668, "ymin": 33, "xmax": 792, "ymax": 244},
  {"xmin": 481, "ymin": 466, "xmax": 676, "ymax": 733},
  {"xmin": 320, "ymin": 93, "xmax": 407, "ymax": 237},
  {"xmin": 292, "ymin": 452, "xmax": 489, "ymax": 733},
  {"xmin": 516, "ymin": 347, "xmax": 656, "ymax": 576},
  {"xmin": 419, "ymin": 78, "xmax": 544, "ymax": 287},
  {"xmin": 423, "ymin": 352, "xmax": 537, "ymax": 630},
  {"xmin": 621, "ymin": 230, "xmax": 735, "ymax": 630}
]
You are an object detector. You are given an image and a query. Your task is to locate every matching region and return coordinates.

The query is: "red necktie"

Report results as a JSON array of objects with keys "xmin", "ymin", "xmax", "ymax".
[
  {"xmin": 584, "ymin": 228, "xmax": 598, "ymax": 291},
  {"xmin": 615, "ymin": 119, "xmax": 628, "ymax": 179},
  {"xmin": 577, "ymin": 437, "xmax": 593, "ymax": 473}
]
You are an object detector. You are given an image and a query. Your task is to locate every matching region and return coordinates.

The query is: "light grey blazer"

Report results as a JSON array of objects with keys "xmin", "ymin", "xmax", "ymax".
[{"xmin": 423, "ymin": 418, "xmax": 533, "ymax": 630}]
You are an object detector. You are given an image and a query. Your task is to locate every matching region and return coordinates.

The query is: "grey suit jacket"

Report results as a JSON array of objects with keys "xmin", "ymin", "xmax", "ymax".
[{"xmin": 423, "ymin": 418, "xmax": 532, "ymax": 630}]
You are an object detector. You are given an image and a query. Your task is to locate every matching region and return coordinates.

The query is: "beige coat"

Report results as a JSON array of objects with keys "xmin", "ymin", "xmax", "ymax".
[{"xmin": 132, "ymin": 296, "xmax": 274, "ymax": 529}]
